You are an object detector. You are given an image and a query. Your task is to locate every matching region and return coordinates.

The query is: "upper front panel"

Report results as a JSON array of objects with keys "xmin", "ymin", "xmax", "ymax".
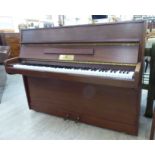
[
  {"xmin": 21, "ymin": 21, "xmax": 145, "ymax": 43},
  {"xmin": 20, "ymin": 43, "xmax": 139, "ymax": 64},
  {"xmin": 20, "ymin": 21, "xmax": 146, "ymax": 64}
]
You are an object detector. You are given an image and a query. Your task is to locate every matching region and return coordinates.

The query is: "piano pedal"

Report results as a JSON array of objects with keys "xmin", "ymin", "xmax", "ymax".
[
  {"xmin": 64, "ymin": 114, "xmax": 70, "ymax": 121},
  {"xmin": 75, "ymin": 116, "xmax": 80, "ymax": 123},
  {"xmin": 64, "ymin": 114, "xmax": 80, "ymax": 123}
]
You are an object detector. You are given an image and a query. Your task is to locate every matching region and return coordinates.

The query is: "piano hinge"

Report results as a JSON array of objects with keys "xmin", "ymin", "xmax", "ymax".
[
  {"xmin": 58, "ymin": 60, "xmax": 136, "ymax": 66},
  {"xmin": 23, "ymin": 42, "xmax": 139, "ymax": 46},
  {"xmin": 58, "ymin": 43, "xmax": 139, "ymax": 46},
  {"xmin": 23, "ymin": 58, "xmax": 136, "ymax": 67}
]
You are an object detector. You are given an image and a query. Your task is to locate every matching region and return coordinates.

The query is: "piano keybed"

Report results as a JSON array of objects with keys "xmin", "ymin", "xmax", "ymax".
[{"xmin": 12, "ymin": 63, "xmax": 135, "ymax": 80}]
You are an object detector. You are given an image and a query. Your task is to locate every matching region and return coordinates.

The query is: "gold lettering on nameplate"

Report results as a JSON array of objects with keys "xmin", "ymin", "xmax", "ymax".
[{"xmin": 59, "ymin": 55, "xmax": 74, "ymax": 61}]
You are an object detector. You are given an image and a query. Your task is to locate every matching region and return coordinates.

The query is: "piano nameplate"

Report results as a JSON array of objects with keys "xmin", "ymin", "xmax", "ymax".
[{"xmin": 59, "ymin": 55, "xmax": 74, "ymax": 61}]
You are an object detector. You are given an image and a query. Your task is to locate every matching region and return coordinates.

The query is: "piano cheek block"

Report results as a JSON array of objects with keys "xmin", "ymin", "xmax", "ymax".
[{"xmin": 5, "ymin": 21, "xmax": 146, "ymax": 135}]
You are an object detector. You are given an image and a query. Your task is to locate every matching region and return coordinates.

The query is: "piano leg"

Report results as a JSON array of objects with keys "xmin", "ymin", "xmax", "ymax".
[{"xmin": 23, "ymin": 76, "xmax": 32, "ymax": 109}]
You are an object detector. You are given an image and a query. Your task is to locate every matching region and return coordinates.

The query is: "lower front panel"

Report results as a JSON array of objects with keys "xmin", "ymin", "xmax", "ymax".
[{"xmin": 24, "ymin": 76, "xmax": 140, "ymax": 135}]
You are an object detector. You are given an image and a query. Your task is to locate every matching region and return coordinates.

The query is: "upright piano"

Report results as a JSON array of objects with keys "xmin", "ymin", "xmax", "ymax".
[{"xmin": 5, "ymin": 21, "xmax": 146, "ymax": 135}]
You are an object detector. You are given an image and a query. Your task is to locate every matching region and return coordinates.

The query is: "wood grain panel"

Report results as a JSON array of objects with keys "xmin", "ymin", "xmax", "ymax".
[
  {"xmin": 20, "ymin": 44, "xmax": 139, "ymax": 64},
  {"xmin": 21, "ymin": 21, "xmax": 144, "ymax": 43},
  {"xmin": 28, "ymin": 77, "xmax": 139, "ymax": 135}
]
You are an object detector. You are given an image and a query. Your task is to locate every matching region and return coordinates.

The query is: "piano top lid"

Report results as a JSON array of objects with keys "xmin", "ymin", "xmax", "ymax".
[{"xmin": 20, "ymin": 20, "xmax": 146, "ymax": 44}]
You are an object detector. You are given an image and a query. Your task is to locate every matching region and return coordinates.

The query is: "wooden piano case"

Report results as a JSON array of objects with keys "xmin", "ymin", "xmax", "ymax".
[{"xmin": 5, "ymin": 21, "xmax": 146, "ymax": 135}]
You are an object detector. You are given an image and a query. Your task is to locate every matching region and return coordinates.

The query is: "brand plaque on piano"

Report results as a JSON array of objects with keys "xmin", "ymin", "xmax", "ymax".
[{"xmin": 59, "ymin": 55, "xmax": 74, "ymax": 61}]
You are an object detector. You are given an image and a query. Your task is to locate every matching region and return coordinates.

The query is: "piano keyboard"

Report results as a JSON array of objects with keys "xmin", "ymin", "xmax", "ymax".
[{"xmin": 13, "ymin": 64, "xmax": 134, "ymax": 80}]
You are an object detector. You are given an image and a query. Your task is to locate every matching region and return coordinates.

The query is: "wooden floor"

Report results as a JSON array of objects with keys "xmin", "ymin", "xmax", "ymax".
[{"xmin": 0, "ymin": 74, "xmax": 153, "ymax": 139}]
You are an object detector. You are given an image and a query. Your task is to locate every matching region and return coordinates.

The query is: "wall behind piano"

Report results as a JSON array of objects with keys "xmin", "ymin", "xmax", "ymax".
[{"xmin": 1, "ymin": 15, "xmax": 135, "ymax": 32}]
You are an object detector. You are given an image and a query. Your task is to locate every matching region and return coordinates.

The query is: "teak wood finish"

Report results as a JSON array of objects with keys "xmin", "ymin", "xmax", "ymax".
[{"xmin": 5, "ymin": 21, "xmax": 146, "ymax": 135}]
